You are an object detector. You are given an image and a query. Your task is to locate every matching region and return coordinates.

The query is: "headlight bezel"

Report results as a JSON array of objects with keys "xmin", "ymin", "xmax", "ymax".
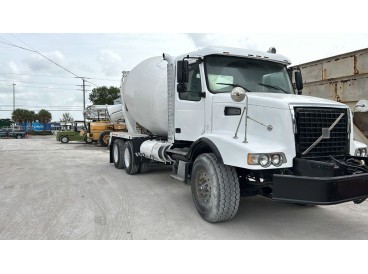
[
  {"xmin": 355, "ymin": 148, "xmax": 367, "ymax": 157},
  {"xmin": 247, "ymin": 152, "xmax": 287, "ymax": 167}
]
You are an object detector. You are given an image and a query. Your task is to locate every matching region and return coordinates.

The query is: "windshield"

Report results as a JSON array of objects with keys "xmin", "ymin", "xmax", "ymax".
[{"xmin": 205, "ymin": 56, "xmax": 294, "ymax": 94}]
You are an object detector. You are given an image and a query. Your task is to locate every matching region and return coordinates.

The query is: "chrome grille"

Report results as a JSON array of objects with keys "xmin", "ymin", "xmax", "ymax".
[{"xmin": 294, "ymin": 107, "xmax": 349, "ymax": 158}]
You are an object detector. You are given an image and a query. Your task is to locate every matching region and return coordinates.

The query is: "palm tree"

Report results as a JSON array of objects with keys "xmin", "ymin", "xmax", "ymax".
[
  {"xmin": 38, "ymin": 109, "xmax": 52, "ymax": 132},
  {"xmin": 25, "ymin": 110, "xmax": 36, "ymax": 132},
  {"xmin": 12, "ymin": 108, "xmax": 27, "ymax": 125}
]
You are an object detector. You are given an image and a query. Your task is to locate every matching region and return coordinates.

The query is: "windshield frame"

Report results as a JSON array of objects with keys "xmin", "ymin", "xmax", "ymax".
[{"xmin": 203, "ymin": 55, "xmax": 294, "ymax": 95}]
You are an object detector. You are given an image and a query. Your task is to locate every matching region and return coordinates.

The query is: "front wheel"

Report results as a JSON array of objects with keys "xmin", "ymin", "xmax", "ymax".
[
  {"xmin": 99, "ymin": 130, "xmax": 111, "ymax": 147},
  {"xmin": 191, "ymin": 153, "xmax": 240, "ymax": 223},
  {"xmin": 123, "ymin": 141, "xmax": 140, "ymax": 175},
  {"xmin": 60, "ymin": 136, "xmax": 69, "ymax": 143}
]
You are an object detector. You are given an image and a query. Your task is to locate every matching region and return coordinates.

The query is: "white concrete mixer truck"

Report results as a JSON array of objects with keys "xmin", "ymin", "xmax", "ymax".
[{"xmin": 109, "ymin": 46, "xmax": 368, "ymax": 223}]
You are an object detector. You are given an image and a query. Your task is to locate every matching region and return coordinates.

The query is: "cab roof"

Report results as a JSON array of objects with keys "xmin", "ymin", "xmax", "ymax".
[{"xmin": 175, "ymin": 46, "xmax": 291, "ymax": 65}]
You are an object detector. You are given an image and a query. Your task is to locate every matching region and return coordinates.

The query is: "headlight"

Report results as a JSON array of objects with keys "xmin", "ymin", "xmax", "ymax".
[
  {"xmin": 271, "ymin": 154, "xmax": 282, "ymax": 167},
  {"xmin": 355, "ymin": 148, "xmax": 367, "ymax": 157},
  {"xmin": 259, "ymin": 154, "xmax": 271, "ymax": 167},
  {"xmin": 247, "ymin": 153, "xmax": 286, "ymax": 167}
]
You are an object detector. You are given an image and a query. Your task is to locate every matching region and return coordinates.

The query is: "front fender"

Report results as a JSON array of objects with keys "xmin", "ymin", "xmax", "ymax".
[{"xmin": 196, "ymin": 133, "xmax": 294, "ymax": 170}]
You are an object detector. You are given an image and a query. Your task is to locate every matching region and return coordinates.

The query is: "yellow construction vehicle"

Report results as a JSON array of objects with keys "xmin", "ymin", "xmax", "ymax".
[{"xmin": 84, "ymin": 104, "xmax": 126, "ymax": 146}]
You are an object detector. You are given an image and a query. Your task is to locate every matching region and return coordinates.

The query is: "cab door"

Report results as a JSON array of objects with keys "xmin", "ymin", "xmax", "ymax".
[{"xmin": 175, "ymin": 62, "xmax": 205, "ymax": 141}]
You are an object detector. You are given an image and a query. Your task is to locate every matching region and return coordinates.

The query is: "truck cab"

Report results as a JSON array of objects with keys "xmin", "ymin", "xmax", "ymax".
[{"xmin": 170, "ymin": 47, "xmax": 368, "ymax": 221}]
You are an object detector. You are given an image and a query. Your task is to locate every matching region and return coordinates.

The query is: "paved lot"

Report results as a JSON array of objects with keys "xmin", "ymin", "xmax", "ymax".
[{"xmin": 0, "ymin": 136, "xmax": 367, "ymax": 239}]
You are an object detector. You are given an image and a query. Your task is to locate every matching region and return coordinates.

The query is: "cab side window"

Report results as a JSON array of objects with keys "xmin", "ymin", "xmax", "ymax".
[{"xmin": 179, "ymin": 64, "xmax": 202, "ymax": 101}]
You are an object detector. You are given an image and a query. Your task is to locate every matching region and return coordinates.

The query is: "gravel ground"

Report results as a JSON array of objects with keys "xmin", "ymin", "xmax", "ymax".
[{"xmin": 0, "ymin": 135, "xmax": 367, "ymax": 239}]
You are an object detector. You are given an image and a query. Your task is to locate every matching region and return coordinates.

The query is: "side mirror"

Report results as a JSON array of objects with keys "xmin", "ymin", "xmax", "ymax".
[
  {"xmin": 177, "ymin": 60, "xmax": 189, "ymax": 83},
  {"xmin": 177, "ymin": 83, "xmax": 187, "ymax": 93},
  {"xmin": 295, "ymin": 70, "xmax": 303, "ymax": 95}
]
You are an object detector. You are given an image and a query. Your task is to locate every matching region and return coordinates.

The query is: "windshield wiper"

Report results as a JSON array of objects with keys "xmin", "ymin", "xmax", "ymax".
[
  {"xmin": 217, "ymin": 83, "xmax": 253, "ymax": 93},
  {"xmin": 258, "ymin": 83, "xmax": 287, "ymax": 93}
]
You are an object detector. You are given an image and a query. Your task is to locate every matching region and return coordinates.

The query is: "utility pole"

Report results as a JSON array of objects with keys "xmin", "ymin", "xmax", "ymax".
[
  {"xmin": 13, "ymin": 83, "xmax": 16, "ymax": 112},
  {"xmin": 76, "ymin": 77, "xmax": 90, "ymax": 122}
]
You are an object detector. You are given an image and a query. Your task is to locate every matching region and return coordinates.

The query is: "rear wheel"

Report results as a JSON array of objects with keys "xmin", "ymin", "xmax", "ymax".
[
  {"xmin": 99, "ymin": 130, "xmax": 111, "ymax": 147},
  {"xmin": 113, "ymin": 139, "xmax": 125, "ymax": 169},
  {"xmin": 139, "ymin": 161, "xmax": 151, "ymax": 174},
  {"xmin": 191, "ymin": 153, "xmax": 240, "ymax": 223},
  {"xmin": 60, "ymin": 136, "xmax": 69, "ymax": 143},
  {"xmin": 16, "ymin": 134, "xmax": 22, "ymax": 139},
  {"xmin": 123, "ymin": 141, "xmax": 140, "ymax": 175}
]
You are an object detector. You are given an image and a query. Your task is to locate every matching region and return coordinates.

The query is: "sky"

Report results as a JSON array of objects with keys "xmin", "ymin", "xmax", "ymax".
[
  {"xmin": 1, "ymin": 0, "xmax": 368, "ymax": 272},
  {"xmin": 0, "ymin": 0, "xmax": 367, "ymax": 122},
  {"xmin": 1, "ymin": 33, "xmax": 368, "ymax": 122}
]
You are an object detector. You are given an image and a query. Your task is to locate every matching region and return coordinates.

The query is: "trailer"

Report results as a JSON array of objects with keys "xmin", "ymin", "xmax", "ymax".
[{"xmin": 289, "ymin": 48, "xmax": 368, "ymax": 145}]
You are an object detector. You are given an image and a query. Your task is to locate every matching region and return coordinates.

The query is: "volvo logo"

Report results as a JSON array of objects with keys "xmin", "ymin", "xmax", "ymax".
[{"xmin": 302, "ymin": 113, "xmax": 345, "ymax": 155}]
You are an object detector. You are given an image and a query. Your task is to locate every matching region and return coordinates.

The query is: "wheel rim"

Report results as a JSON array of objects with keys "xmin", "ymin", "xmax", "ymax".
[
  {"xmin": 195, "ymin": 169, "xmax": 212, "ymax": 206},
  {"xmin": 103, "ymin": 135, "xmax": 110, "ymax": 145},
  {"xmin": 62, "ymin": 137, "xmax": 67, "ymax": 142},
  {"xmin": 124, "ymin": 147, "xmax": 131, "ymax": 168},
  {"xmin": 16, "ymin": 135, "xmax": 21, "ymax": 139},
  {"xmin": 113, "ymin": 143, "xmax": 119, "ymax": 163}
]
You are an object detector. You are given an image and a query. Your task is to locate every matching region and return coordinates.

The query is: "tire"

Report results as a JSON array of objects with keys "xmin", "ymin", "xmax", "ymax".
[
  {"xmin": 123, "ymin": 141, "xmax": 140, "ymax": 175},
  {"xmin": 16, "ymin": 134, "xmax": 22, "ymax": 139},
  {"xmin": 191, "ymin": 153, "xmax": 240, "ymax": 223},
  {"xmin": 293, "ymin": 203, "xmax": 315, "ymax": 207},
  {"xmin": 85, "ymin": 138, "xmax": 93, "ymax": 144},
  {"xmin": 60, "ymin": 136, "xmax": 69, "ymax": 143},
  {"xmin": 99, "ymin": 130, "xmax": 111, "ymax": 147},
  {"xmin": 139, "ymin": 161, "xmax": 151, "ymax": 174},
  {"xmin": 113, "ymin": 139, "xmax": 125, "ymax": 169}
]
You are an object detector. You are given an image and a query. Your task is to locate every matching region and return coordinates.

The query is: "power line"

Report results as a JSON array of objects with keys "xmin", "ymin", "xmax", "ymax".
[
  {"xmin": 0, "ymin": 83, "xmax": 89, "ymax": 91},
  {"xmin": 0, "ymin": 105, "xmax": 83, "ymax": 107},
  {"xmin": 0, "ymin": 72, "xmax": 76, "ymax": 79},
  {"xmin": 0, "ymin": 37, "xmax": 116, "ymax": 86},
  {"xmin": 0, "ymin": 98, "xmax": 83, "ymax": 102},
  {"xmin": 0, "ymin": 109, "xmax": 83, "ymax": 112},
  {"xmin": 0, "ymin": 79, "xmax": 78, "ymax": 86},
  {"xmin": 0, "ymin": 40, "xmax": 80, "ymax": 78},
  {"xmin": 0, "ymin": 72, "xmax": 120, "ymax": 82}
]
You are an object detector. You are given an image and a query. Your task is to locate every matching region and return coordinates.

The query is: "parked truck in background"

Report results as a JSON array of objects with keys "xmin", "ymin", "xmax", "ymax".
[
  {"xmin": 0, "ymin": 127, "xmax": 26, "ymax": 139},
  {"xmin": 109, "ymin": 46, "xmax": 368, "ymax": 223},
  {"xmin": 56, "ymin": 104, "xmax": 126, "ymax": 146},
  {"xmin": 56, "ymin": 120, "xmax": 89, "ymax": 143}
]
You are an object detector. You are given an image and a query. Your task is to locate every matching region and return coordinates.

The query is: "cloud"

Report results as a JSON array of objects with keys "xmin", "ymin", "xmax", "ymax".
[
  {"xmin": 22, "ymin": 50, "xmax": 68, "ymax": 73},
  {"xmin": 97, "ymin": 49, "xmax": 122, "ymax": 77},
  {"xmin": 7, "ymin": 60, "xmax": 21, "ymax": 74}
]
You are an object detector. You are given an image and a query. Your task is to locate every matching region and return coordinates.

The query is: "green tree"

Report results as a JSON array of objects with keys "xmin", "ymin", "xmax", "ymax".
[
  {"xmin": 89, "ymin": 86, "xmax": 120, "ymax": 105},
  {"xmin": 11, "ymin": 108, "xmax": 28, "ymax": 124},
  {"xmin": 38, "ymin": 109, "xmax": 52, "ymax": 132},
  {"xmin": 61, "ymin": 112, "xmax": 74, "ymax": 123},
  {"xmin": 25, "ymin": 110, "xmax": 36, "ymax": 131}
]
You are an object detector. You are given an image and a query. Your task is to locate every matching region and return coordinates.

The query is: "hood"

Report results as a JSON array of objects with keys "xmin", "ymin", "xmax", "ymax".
[{"xmin": 212, "ymin": 92, "xmax": 347, "ymax": 110}]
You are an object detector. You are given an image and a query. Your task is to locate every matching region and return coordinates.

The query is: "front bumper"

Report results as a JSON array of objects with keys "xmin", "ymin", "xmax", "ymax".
[{"xmin": 272, "ymin": 173, "xmax": 368, "ymax": 205}]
